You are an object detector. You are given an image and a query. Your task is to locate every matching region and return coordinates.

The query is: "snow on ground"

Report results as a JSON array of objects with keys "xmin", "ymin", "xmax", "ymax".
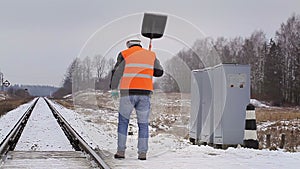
[
  {"xmin": 258, "ymin": 119, "xmax": 300, "ymax": 132},
  {"xmin": 250, "ymin": 99, "xmax": 270, "ymax": 108},
  {"xmin": 0, "ymin": 94, "xmax": 6, "ymax": 101},
  {"xmin": 47, "ymin": 98, "xmax": 300, "ymax": 169},
  {"xmin": 112, "ymin": 145, "xmax": 300, "ymax": 169},
  {"xmin": 257, "ymin": 121, "xmax": 277, "ymax": 131}
]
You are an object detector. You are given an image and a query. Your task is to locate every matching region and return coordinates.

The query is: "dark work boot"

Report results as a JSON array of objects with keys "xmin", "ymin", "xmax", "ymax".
[
  {"xmin": 138, "ymin": 152, "xmax": 146, "ymax": 160},
  {"xmin": 114, "ymin": 151, "xmax": 125, "ymax": 159}
]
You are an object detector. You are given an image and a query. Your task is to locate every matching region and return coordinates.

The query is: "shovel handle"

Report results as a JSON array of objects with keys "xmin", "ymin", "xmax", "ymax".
[{"xmin": 148, "ymin": 38, "xmax": 152, "ymax": 51}]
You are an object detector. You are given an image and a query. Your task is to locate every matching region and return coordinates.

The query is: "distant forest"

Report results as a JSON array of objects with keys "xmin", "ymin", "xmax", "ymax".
[
  {"xmin": 7, "ymin": 84, "xmax": 58, "ymax": 97},
  {"xmin": 55, "ymin": 14, "xmax": 300, "ymax": 105}
]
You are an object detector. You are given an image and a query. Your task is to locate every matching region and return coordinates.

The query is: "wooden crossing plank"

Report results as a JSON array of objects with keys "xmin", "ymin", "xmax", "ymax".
[{"xmin": 0, "ymin": 151, "xmax": 97, "ymax": 169}]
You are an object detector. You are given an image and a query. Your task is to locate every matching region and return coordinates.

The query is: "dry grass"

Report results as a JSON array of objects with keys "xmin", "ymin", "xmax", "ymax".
[
  {"xmin": 54, "ymin": 99, "xmax": 74, "ymax": 109},
  {"xmin": 0, "ymin": 98, "xmax": 32, "ymax": 116},
  {"xmin": 256, "ymin": 107, "xmax": 300, "ymax": 152},
  {"xmin": 256, "ymin": 107, "xmax": 300, "ymax": 122}
]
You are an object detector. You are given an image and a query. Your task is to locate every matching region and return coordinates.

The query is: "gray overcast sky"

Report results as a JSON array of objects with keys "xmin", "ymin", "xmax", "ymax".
[{"xmin": 0, "ymin": 0, "xmax": 299, "ymax": 87}]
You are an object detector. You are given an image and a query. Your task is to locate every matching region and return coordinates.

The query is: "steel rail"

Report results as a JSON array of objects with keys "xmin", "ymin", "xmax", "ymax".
[
  {"xmin": 0, "ymin": 98, "xmax": 39, "ymax": 156},
  {"xmin": 44, "ymin": 98, "xmax": 110, "ymax": 169}
]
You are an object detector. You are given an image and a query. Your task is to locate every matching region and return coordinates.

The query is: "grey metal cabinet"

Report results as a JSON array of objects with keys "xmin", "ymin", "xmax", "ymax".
[{"xmin": 189, "ymin": 64, "xmax": 250, "ymax": 146}]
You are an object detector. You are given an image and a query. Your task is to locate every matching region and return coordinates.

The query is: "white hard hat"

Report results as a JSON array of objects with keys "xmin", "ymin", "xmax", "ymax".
[{"xmin": 126, "ymin": 39, "xmax": 141, "ymax": 48}]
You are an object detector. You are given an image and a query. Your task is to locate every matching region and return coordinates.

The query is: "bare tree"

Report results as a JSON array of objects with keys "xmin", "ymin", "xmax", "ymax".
[
  {"xmin": 93, "ymin": 55, "xmax": 116, "ymax": 90},
  {"xmin": 228, "ymin": 37, "xmax": 244, "ymax": 63},
  {"xmin": 94, "ymin": 55, "xmax": 108, "ymax": 80},
  {"xmin": 276, "ymin": 14, "xmax": 300, "ymax": 104}
]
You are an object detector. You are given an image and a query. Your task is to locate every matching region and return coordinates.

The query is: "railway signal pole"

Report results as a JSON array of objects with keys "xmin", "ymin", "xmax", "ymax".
[
  {"xmin": 0, "ymin": 72, "xmax": 10, "ymax": 92},
  {"xmin": 0, "ymin": 72, "xmax": 3, "ymax": 91}
]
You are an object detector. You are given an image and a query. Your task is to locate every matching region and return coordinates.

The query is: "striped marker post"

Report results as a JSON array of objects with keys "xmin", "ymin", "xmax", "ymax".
[{"xmin": 243, "ymin": 104, "xmax": 259, "ymax": 149}]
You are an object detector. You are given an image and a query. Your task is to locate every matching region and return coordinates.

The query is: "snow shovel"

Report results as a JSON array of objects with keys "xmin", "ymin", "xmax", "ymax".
[{"xmin": 141, "ymin": 13, "xmax": 168, "ymax": 51}]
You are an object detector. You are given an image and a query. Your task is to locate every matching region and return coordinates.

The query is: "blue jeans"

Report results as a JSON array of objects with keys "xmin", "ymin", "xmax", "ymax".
[{"xmin": 117, "ymin": 95, "xmax": 150, "ymax": 153}]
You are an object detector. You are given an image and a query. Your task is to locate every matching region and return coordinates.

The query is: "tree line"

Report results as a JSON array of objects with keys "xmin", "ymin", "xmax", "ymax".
[
  {"xmin": 55, "ymin": 14, "xmax": 300, "ymax": 105},
  {"xmin": 53, "ymin": 55, "xmax": 114, "ymax": 98},
  {"xmin": 5, "ymin": 84, "xmax": 58, "ymax": 98},
  {"xmin": 156, "ymin": 14, "xmax": 300, "ymax": 105}
]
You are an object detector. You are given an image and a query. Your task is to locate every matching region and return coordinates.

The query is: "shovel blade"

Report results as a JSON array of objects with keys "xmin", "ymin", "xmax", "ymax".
[{"xmin": 141, "ymin": 13, "xmax": 167, "ymax": 39}]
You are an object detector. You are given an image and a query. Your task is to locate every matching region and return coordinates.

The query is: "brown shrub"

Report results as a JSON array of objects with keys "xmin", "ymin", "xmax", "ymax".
[{"xmin": 0, "ymin": 98, "xmax": 32, "ymax": 116}]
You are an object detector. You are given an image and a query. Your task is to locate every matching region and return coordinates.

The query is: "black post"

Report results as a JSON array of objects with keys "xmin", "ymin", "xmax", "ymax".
[
  {"xmin": 279, "ymin": 133, "xmax": 285, "ymax": 149},
  {"xmin": 266, "ymin": 134, "xmax": 271, "ymax": 148}
]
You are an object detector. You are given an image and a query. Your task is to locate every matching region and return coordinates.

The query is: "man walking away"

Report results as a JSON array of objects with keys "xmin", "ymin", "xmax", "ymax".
[{"xmin": 110, "ymin": 39, "xmax": 163, "ymax": 160}]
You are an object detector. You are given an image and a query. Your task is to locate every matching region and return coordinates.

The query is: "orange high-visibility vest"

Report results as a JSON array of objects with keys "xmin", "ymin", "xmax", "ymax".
[{"xmin": 120, "ymin": 46, "xmax": 156, "ymax": 91}]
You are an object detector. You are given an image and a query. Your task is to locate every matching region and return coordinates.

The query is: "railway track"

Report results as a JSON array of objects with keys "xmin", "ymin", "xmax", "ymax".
[{"xmin": 0, "ymin": 97, "xmax": 110, "ymax": 169}]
